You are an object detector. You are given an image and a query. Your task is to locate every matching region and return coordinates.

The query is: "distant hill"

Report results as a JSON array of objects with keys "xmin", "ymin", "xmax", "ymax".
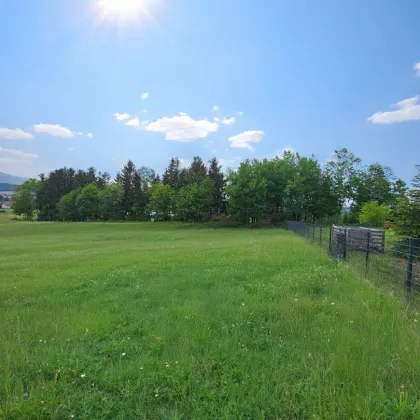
[
  {"xmin": 0, "ymin": 183, "xmax": 19, "ymax": 192},
  {"xmin": 0, "ymin": 172, "xmax": 26, "ymax": 185}
]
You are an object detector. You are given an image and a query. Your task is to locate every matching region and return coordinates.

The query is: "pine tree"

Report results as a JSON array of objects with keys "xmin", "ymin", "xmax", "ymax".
[
  {"xmin": 208, "ymin": 157, "xmax": 226, "ymax": 214},
  {"xmin": 188, "ymin": 156, "xmax": 207, "ymax": 184},
  {"xmin": 118, "ymin": 160, "xmax": 136, "ymax": 216}
]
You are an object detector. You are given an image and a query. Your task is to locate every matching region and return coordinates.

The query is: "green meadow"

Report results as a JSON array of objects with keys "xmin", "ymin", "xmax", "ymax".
[{"xmin": 1, "ymin": 216, "xmax": 420, "ymax": 419}]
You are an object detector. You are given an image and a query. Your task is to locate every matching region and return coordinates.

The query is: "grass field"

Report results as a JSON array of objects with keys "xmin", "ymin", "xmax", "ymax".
[{"xmin": 1, "ymin": 215, "xmax": 420, "ymax": 419}]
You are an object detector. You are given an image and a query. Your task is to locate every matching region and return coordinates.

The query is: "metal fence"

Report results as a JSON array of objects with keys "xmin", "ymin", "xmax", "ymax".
[{"xmin": 287, "ymin": 221, "xmax": 420, "ymax": 296}]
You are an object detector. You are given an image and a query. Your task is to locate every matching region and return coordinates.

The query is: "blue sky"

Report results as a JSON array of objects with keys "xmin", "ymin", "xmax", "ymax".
[{"xmin": 0, "ymin": 0, "xmax": 419, "ymax": 182}]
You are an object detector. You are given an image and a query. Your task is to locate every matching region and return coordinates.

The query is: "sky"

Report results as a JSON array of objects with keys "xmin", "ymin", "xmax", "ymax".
[{"xmin": 0, "ymin": 0, "xmax": 419, "ymax": 182}]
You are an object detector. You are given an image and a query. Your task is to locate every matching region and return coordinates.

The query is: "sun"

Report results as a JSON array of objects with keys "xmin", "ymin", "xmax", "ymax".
[{"xmin": 96, "ymin": 0, "xmax": 154, "ymax": 22}]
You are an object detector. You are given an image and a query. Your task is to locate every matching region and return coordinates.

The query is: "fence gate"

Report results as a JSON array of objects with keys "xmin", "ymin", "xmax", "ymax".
[{"xmin": 331, "ymin": 225, "xmax": 347, "ymax": 259}]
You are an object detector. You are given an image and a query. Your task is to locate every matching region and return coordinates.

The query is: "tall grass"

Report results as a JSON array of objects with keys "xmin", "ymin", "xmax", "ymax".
[{"xmin": 1, "ymin": 220, "xmax": 420, "ymax": 418}]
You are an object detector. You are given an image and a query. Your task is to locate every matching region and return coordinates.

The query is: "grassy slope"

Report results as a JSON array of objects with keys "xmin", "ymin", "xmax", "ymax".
[{"xmin": 1, "ymin": 219, "xmax": 420, "ymax": 419}]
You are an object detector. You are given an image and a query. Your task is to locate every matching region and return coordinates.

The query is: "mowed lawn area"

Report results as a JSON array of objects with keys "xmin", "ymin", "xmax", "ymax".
[{"xmin": 1, "ymin": 217, "xmax": 420, "ymax": 419}]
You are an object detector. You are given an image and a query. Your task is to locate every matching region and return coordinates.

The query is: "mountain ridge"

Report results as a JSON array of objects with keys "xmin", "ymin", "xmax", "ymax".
[{"xmin": 0, "ymin": 172, "xmax": 26, "ymax": 185}]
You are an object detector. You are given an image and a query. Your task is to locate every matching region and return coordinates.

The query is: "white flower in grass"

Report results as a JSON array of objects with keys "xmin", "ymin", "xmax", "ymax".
[
  {"xmin": 121, "ymin": 352, "xmax": 126, "ymax": 357},
  {"xmin": 331, "ymin": 302, "xmax": 335, "ymax": 305},
  {"xmin": 80, "ymin": 373, "xmax": 86, "ymax": 378}
]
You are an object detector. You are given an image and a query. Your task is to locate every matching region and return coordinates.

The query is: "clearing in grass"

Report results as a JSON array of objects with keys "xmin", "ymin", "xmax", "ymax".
[{"xmin": 1, "ymin": 220, "xmax": 420, "ymax": 418}]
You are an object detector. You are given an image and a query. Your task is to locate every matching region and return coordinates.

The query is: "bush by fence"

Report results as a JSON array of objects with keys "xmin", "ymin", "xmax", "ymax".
[{"xmin": 287, "ymin": 221, "xmax": 420, "ymax": 295}]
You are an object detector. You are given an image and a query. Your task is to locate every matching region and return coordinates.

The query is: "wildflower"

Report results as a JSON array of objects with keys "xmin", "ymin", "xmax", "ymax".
[
  {"xmin": 121, "ymin": 352, "xmax": 126, "ymax": 357},
  {"xmin": 155, "ymin": 393, "xmax": 159, "ymax": 397},
  {"xmin": 175, "ymin": 361, "xmax": 178, "ymax": 365},
  {"xmin": 80, "ymin": 373, "xmax": 86, "ymax": 378},
  {"xmin": 331, "ymin": 302, "xmax": 335, "ymax": 305},
  {"xmin": 165, "ymin": 362, "xmax": 170, "ymax": 368},
  {"xmin": 242, "ymin": 303, "xmax": 246, "ymax": 307},
  {"xmin": 140, "ymin": 367, "xmax": 143, "ymax": 370},
  {"xmin": 241, "ymin": 344, "xmax": 248, "ymax": 352}
]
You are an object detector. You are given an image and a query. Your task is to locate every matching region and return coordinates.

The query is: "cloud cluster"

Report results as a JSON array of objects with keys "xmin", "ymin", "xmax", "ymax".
[
  {"xmin": 368, "ymin": 96, "xmax": 420, "ymax": 124},
  {"xmin": 0, "ymin": 128, "xmax": 33, "ymax": 140},
  {"xmin": 0, "ymin": 147, "xmax": 45, "ymax": 178},
  {"xmin": 125, "ymin": 118, "xmax": 140, "ymax": 127},
  {"xmin": 220, "ymin": 117, "xmax": 236, "ymax": 125},
  {"xmin": 114, "ymin": 112, "xmax": 130, "ymax": 121},
  {"xmin": 228, "ymin": 130, "xmax": 264, "ymax": 151},
  {"xmin": 414, "ymin": 62, "xmax": 420, "ymax": 76},
  {"xmin": 145, "ymin": 113, "xmax": 218, "ymax": 141},
  {"xmin": 368, "ymin": 62, "xmax": 420, "ymax": 124},
  {"xmin": 141, "ymin": 92, "xmax": 149, "ymax": 100},
  {"xmin": 33, "ymin": 123, "xmax": 74, "ymax": 138}
]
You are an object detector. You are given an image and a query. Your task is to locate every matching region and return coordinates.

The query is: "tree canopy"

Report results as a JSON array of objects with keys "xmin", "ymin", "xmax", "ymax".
[{"xmin": 10, "ymin": 150, "xmax": 419, "ymax": 235}]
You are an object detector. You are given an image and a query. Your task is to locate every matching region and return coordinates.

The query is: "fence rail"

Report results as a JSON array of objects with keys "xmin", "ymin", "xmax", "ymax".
[{"xmin": 287, "ymin": 221, "xmax": 420, "ymax": 296}]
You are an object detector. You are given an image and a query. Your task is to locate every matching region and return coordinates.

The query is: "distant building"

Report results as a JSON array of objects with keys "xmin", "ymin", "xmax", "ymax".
[{"xmin": 2, "ymin": 201, "xmax": 12, "ymax": 209}]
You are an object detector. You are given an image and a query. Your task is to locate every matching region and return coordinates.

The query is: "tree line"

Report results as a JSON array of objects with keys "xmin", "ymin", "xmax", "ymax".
[{"xmin": 11, "ymin": 148, "xmax": 420, "ymax": 237}]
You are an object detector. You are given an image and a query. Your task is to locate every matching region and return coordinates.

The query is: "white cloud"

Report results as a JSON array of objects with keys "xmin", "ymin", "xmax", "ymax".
[
  {"xmin": 0, "ymin": 147, "xmax": 38, "ymax": 160},
  {"xmin": 33, "ymin": 123, "xmax": 74, "ymax": 138},
  {"xmin": 218, "ymin": 158, "xmax": 241, "ymax": 171},
  {"xmin": 113, "ymin": 112, "xmax": 130, "ymax": 121},
  {"xmin": 212, "ymin": 105, "xmax": 220, "ymax": 112},
  {"xmin": 0, "ymin": 127, "xmax": 33, "ymax": 140},
  {"xmin": 214, "ymin": 117, "xmax": 220, "ymax": 122},
  {"xmin": 141, "ymin": 120, "xmax": 149, "ymax": 125},
  {"xmin": 87, "ymin": 133, "xmax": 93, "ymax": 138},
  {"xmin": 125, "ymin": 117, "xmax": 140, "ymax": 127},
  {"xmin": 276, "ymin": 145, "xmax": 295, "ymax": 157},
  {"xmin": 221, "ymin": 117, "xmax": 236, "ymax": 125},
  {"xmin": 145, "ymin": 113, "xmax": 218, "ymax": 141},
  {"xmin": 414, "ymin": 62, "xmax": 420, "ymax": 76},
  {"xmin": 228, "ymin": 130, "xmax": 264, "ymax": 152},
  {"xmin": 236, "ymin": 111, "xmax": 244, "ymax": 116},
  {"xmin": 179, "ymin": 158, "xmax": 191, "ymax": 169},
  {"xmin": 76, "ymin": 132, "xmax": 83, "ymax": 136},
  {"xmin": 368, "ymin": 96, "xmax": 420, "ymax": 124},
  {"xmin": 0, "ymin": 147, "xmax": 46, "ymax": 178},
  {"xmin": 141, "ymin": 92, "xmax": 149, "ymax": 100}
]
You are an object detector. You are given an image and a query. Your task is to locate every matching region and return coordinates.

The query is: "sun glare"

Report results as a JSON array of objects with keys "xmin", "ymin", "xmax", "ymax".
[{"xmin": 97, "ymin": 0, "xmax": 154, "ymax": 22}]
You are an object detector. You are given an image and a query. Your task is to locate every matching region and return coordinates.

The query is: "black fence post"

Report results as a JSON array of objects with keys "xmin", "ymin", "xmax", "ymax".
[
  {"xmin": 406, "ymin": 237, "xmax": 415, "ymax": 290},
  {"xmin": 365, "ymin": 231, "xmax": 371, "ymax": 275},
  {"xmin": 343, "ymin": 228, "xmax": 347, "ymax": 260}
]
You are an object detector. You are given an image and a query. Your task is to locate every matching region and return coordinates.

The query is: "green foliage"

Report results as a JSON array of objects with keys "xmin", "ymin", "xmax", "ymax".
[
  {"xmin": 147, "ymin": 183, "xmax": 175, "ymax": 220},
  {"xmin": 11, "ymin": 179, "xmax": 40, "ymax": 219},
  {"xmin": 174, "ymin": 178, "xmax": 214, "ymax": 221},
  {"xmin": 359, "ymin": 202, "xmax": 391, "ymax": 227},
  {"xmin": 98, "ymin": 183, "xmax": 124, "ymax": 220},
  {"xmin": 76, "ymin": 184, "xmax": 100, "ymax": 220},
  {"xmin": 2, "ymin": 222, "xmax": 420, "ymax": 418},
  {"xmin": 10, "ymin": 151, "xmax": 419, "ymax": 229},
  {"xmin": 58, "ymin": 188, "xmax": 81, "ymax": 221},
  {"xmin": 226, "ymin": 161, "xmax": 268, "ymax": 224},
  {"xmin": 394, "ymin": 166, "xmax": 420, "ymax": 237}
]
